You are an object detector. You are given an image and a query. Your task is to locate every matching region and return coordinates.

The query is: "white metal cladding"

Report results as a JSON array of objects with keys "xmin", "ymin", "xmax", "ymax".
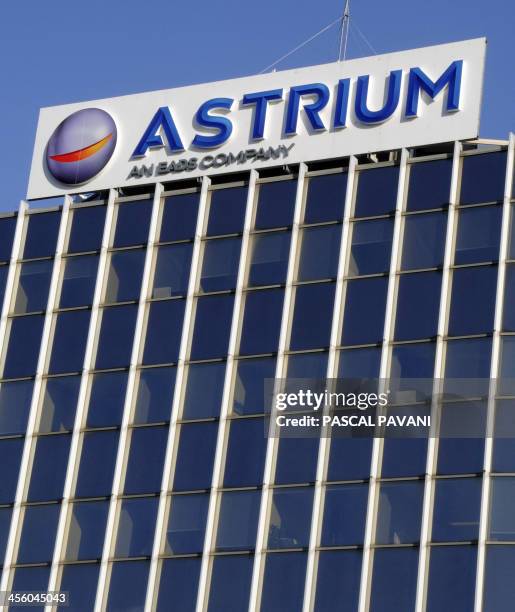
[{"xmin": 28, "ymin": 39, "xmax": 485, "ymax": 199}]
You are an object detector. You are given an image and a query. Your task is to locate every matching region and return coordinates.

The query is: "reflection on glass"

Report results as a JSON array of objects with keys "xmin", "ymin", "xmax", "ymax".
[
  {"xmin": 13, "ymin": 260, "xmax": 53, "ymax": 313},
  {"xmin": 164, "ymin": 493, "xmax": 208, "ymax": 554},
  {"xmin": 248, "ymin": 231, "xmax": 290, "ymax": 287},
  {"xmin": 183, "ymin": 362, "xmax": 225, "ymax": 419},
  {"xmin": 200, "ymin": 237, "xmax": 241, "ymax": 292},
  {"xmin": 152, "ymin": 243, "xmax": 192, "ymax": 298},
  {"xmin": 104, "ymin": 249, "xmax": 145, "ymax": 304},
  {"xmin": 267, "ymin": 487, "xmax": 313, "ymax": 549},
  {"xmin": 349, "ymin": 219, "xmax": 393, "ymax": 276}
]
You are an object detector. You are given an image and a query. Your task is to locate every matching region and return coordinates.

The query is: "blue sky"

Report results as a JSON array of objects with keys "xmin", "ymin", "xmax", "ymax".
[{"xmin": 1, "ymin": 0, "xmax": 513, "ymax": 210}]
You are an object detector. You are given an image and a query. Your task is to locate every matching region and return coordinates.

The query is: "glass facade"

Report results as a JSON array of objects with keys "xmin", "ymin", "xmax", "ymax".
[{"xmin": 0, "ymin": 141, "xmax": 512, "ymax": 612}]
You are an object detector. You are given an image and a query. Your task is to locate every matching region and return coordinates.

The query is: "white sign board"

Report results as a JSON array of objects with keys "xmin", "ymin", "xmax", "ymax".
[{"xmin": 27, "ymin": 38, "xmax": 486, "ymax": 199}]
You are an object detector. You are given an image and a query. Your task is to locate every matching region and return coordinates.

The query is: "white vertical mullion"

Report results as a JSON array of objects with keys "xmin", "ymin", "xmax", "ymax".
[
  {"xmin": 143, "ymin": 177, "xmax": 211, "ymax": 612},
  {"xmin": 94, "ymin": 184, "xmax": 163, "ymax": 612},
  {"xmin": 302, "ymin": 156, "xmax": 357, "ymax": 612},
  {"xmin": 0, "ymin": 201, "xmax": 28, "ymax": 581},
  {"xmin": 248, "ymin": 162, "xmax": 308, "ymax": 612},
  {"xmin": 474, "ymin": 133, "xmax": 515, "ymax": 612},
  {"xmin": 357, "ymin": 149, "xmax": 408, "ymax": 612},
  {"xmin": 0, "ymin": 197, "xmax": 71, "ymax": 592},
  {"xmin": 45, "ymin": 191, "xmax": 117, "ymax": 607},
  {"xmin": 414, "ymin": 140, "xmax": 462, "ymax": 612},
  {"xmin": 195, "ymin": 170, "xmax": 258, "ymax": 612}
]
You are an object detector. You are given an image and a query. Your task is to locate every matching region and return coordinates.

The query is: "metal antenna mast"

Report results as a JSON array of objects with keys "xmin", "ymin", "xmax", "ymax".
[{"xmin": 338, "ymin": 0, "xmax": 351, "ymax": 61}]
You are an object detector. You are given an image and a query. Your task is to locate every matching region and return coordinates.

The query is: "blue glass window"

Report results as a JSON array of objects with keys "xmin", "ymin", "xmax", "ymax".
[
  {"xmin": 114, "ymin": 497, "xmax": 158, "ymax": 558},
  {"xmin": 124, "ymin": 426, "xmax": 168, "ymax": 494},
  {"xmin": 321, "ymin": 484, "xmax": 368, "ymax": 546},
  {"xmin": 11, "ymin": 567, "xmax": 50, "ymax": 607},
  {"xmin": 369, "ymin": 548, "xmax": 418, "ymax": 612},
  {"xmin": 305, "ymin": 173, "xmax": 347, "ymax": 223},
  {"xmin": 106, "ymin": 560, "xmax": 149, "ymax": 612},
  {"xmin": 287, "ymin": 351, "xmax": 328, "ymax": 379},
  {"xmin": 142, "ymin": 299, "xmax": 185, "ymax": 365},
  {"xmin": 0, "ymin": 507, "xmax": 11, "ymax": 563},
  {"xmin": 95, "ymin": 305, "xmax": 138, "ymax": 369},
  {"xmin": 60, "ymin": 564, "xmax": 99, "ymax": 612},
  {"xmin": 23, "ymin": 211, "xmax": 60, "ymax": 259},
  {"xmin": 2, "ymin": 314, "xmax": 44, "ymax": 378},
  {"xmin": 349, "ymin": 219, "xmax": 393, "ymax": 276},
  {"xmin": 207, "ymin": 186, "xmax": 248, "ymax": 236},
  {"xmin": 267, "ymin": 487, "xmax": 313, "ymax": 548},
  {"xmin": 445, "ymin": 337, "xmax": 492, "ymax": 379},
  {"xmin": 0, "ymin": 438, "xmax": 23, "ymax": 503},
  {"xmin": 432, "ymin": 477, "xmax": 481, "ymax": 541},
  {"xmin": 190, "ymin": 294, "xmax": 234, "ymax": 360},
  {"xmin": 27, "ymin": 433, "xmax": 71, "ymax": 501},
  {"xmin": 133, "ymin": 367, "xmax": 176, "ymax": 424},
  {"xmin": 489, "ymin": 478, "xmax": 515, "ymax": 541},
  {"xmin": 341, "ymin": 277, "xmax": 388, "ymax": 345},
  {"xmin": 13, "ymin": 260, "xmax": 53, "ymax": 313},
  {"xmin": 261, "ymin": 552, "xmax": 307, "ymax": 612},
  {"xmin": 381, "ymin": 434, "xmax": 428, "ymax": 478},
  {"xmin": 493, "ymin": 400, "xmax": 515, "ymax": 472},
  {"xmin": 156, "ymin": 558, "xmax": 200, "ymax": 612},
  {"xmin": 59, "ymin": 255, "xmax": 98, "ymax": 308},
  {"xmin": 290, "ymin": 283, "xmax": 335, "ymax": 350},
  {"xmin": 503, "ymin": 265, "xmax": 515, "ymax": 331},
  {"xmin": 401, "ymin": 212, "xmax": 447, "ymax": 270},
  {"xmin": 327, "ymin": 436, "xmax": 372, "ymax": 482},
  {"xmin": 394, "ymin": 272, "xmax": 442, "ymax": 340},
  {"xmin": 354, "ymin": 165, "xmax": 399, "ymax": 217},
  {"xmin": 390, "ymin": 342, "xmax": 435, "ymax": 380},
  {"xmin": 48, "ymin": 310, "xmax": 90, "ymax": 374},
  {"xmin": 376, "ymin": 481, "xmax": 424, "ymax": 544},
  {"xmin": 223, "ymin": 417, "xmax": 267, "ymax": 487},
  {"xmin": 173, "ymin": 422, "xmax": 218, "ymax": 491},
  {"xmin": 216, "ymin": 490, "xmax": 261, "ymax": 551},
  {"xmin": 113, "ymin": 200, "xmax": 153, "ymax": 247},
  {"xmin": 104, "ymin": 249, "xmax": 145, "ymax": 303},
  {"xmin": 163, "ymin": 493, "xmax": 208, "ymax": 554},
  {"xmin": 232, "ymin": 357, "xmax": 276, "ymax": 415},
  {"xmin": 0, "ymin": 215, "xmax": 16, "ymax": 261},
  {"xmin": 426, "ymin": 546, "xmax": 477, "ymax": 612},
  {"xmin": 460, "ymin": 151, "xmax": 507, "ymax": 205},
  {"xmin": 455, "ymin": 205, "xmax": 502, "ymax": 264},
  {"xmin": 248, "ymin": 231, "xmax": 291, "ymax": 287},
  {"xmin": 64, "ymin": 500, "xmax": 109, "ymax": 560},
  {"xmin": 437, "ymin": 400, "xmax": 485, "ymax": 475},
  {"xmin": 338, "ymin": 346, "xmax": 381, "ymax": 378},
  {"xmin": 255, "ymin": 180, "xmax": 297, "ymax": 229},
  {"xmin": 314, "ymin": 550, "xmax": 362, "ymax": 612},
  {"xmin": 17, "ymin": 504, "xmax": 60, "ymax": 563},
  {"xmin": 0, "ymin": 265, "xmax": 8, "ymax": 307},
  {"xmin": 239, "ymin": 289, "xmax": 284, "ymax": 356},
  {"xmin": 207, "ymin": 555, "xmax": 254, "ymax": 612},
  {"xmin": 160, "ymin": 192, "xmax": 200, "ymax": 242},
  {"xmin": 182, "ymin": 362, "xmax": 225, "ymax": 419},
  {"xmin": 67, "ymin": 205, "xmax": 106, "ymax": 253},
  {"xmin": 0, "ymin": 379, "xmax": 33, "ymax": 436},
  {"xmin": 200, "ymin": 237, "xmax": 241, "ymax": 292},
  {"xmin": 152, "ymin": 243, "xmax": 192, "ymax": 298},
  {"xmin": 75, "ymin": 431, "xmax": 118, "ymax": 498},
  {"xmin": 275, "ymin": 437, "xmax": 319, "ymax": 484},
  {"xmin": 86, "ymin": 371, "xmax": 127, "ymax": 427},
  {"xmin": 297, "ymin": 225, "xmax": 341, "ymax": 281},
  {"xmin": 406, "ymin": 157, "xmax": 452, "ymax": 212},
  {"xmin": 484, "ymin": 546, "xmax": 515, "ymax": 612}
]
